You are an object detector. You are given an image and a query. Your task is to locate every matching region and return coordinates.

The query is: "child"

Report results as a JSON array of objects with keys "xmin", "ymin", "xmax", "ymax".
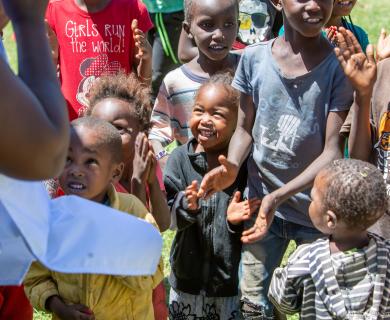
[
  {"xmin": 45, "ymin": 0, "xmax": 153, "ymax": 120},
  {"xmin": 87, "ymin": 72, "xmax": 170, "ymax": 232},
  {"xmin": 87, "ymin": 73, "xmax": 169, "ymax": 319},
  {"xmin": 198, "ymin": 0, "xmax": 354, "ymax": 318},
  {"xmin": 269, "ymin": 159, "xmax": 390, "ymax": 318},
  {"xmin": 336, "ymin": 28, "xmax": 390, "ymax": 239},
  {"xmin": 148, "ymin": 0, "xmax": 240, "ymax": 171},
  {"xmin": 24, "ymin": 117, "xmax": 163, "ymax": 320},
  {"xmin": 165, "ymin": 73, "xmax": 261, "ymax": 319},
  {"xmin": 178, "ymin": 0, "xmax": 283, "ymax": 59}
]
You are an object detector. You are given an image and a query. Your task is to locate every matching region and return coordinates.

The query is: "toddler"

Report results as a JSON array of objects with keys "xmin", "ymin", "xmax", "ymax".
[
  {"xmin": 269, "ymin": 159, "xmax": 390, "ymax": 319},
  {"xmin": 165, "ymin": 73, "xmax": 260, "ymax": 319},
  {"xmin": 149, "ymin": 0, "xmax": 240, "ymax": 171},
  {"xmin": 24, "ymin": 117, "xmax": 163, "ymax": 320}
]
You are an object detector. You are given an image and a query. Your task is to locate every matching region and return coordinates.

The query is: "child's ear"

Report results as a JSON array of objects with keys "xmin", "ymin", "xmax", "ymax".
[
  {"xmin": 111, "ymin": 162, "xmax": 124, "ymax": 184},
  {"xmin": 183, "ymin": 21, "xmax": 193, "ymax": 40},
  {"xmin": 326, "ymin": 210, "xmax": 338, "ymax": 230}
]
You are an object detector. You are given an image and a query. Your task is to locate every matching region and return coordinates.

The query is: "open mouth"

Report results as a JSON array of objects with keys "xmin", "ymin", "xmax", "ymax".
[
  {"xmin": 337, "ymin": 0, "xmax": 353, "ymax": 7},
  {"xmin": 67, "ymin": 182, "xmax": 87, "ymax": 192},
  {"xmin": 199, "ymin": 128, "xmax": 216, "ymax": 140},
  {"xmin": 209, "ymin": 44, "xmax": 227, "ymax": 51},
  {"xmin": 304, "ymin": 17, "xmax": 322, "ymax": 24}
]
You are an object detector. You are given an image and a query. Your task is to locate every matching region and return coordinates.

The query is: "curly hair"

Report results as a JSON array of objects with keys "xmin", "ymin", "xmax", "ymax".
[
  {"xmin": 196, "ymin": 70, "xmax": 240, "ymax": 110},
  {"xmin": 87, "ymin": 72, "xmax": 152, "ymax": 133},
  {"xmin": 322, "ymin": 159, "xmax": 388, "ymax": 230}
]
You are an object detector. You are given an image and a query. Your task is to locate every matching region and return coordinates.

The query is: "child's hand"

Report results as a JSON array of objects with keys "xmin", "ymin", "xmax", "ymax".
[
  {"xmin": 47, "ymin": 296, "xmax": 94, "ymax": 320},
  {"xmin": 132, "ymin": 19, "xmax": 152, "ymax": 62},
  {"xmin": 227, "ymin": 191, "xmax": 261, "ymax": 225},
  {"xmin": 198, "ymin": 155, "xmax": 239, "ymax": 199},
  {"xmin": 2, "ymin": 0, "xmax": 48, "ymax": 23},
  {"xmin": 377, "ymin": 28, "xmax": 390, "ymax": 62},
  {"xmin": 325, "ymin": 26, "xmax": 338, "ymax": 46},
  {"xmin": 241, "ymin": 193, "xmax": 278, "ymax": 243},
  {"xmin": 147, "ymin": 142, "xmax": 157, "ymax": 185},
  {"xmin": 334, "ymin": 27, "xmax": 377, "ymax": 96},
  {"xmin": 132, "ymin": 132, "xmax": 152, "ymax": 185},
  {"xmin": 56, "ymin": 304, "xmax": 95, "ymax": 320},
  {"xmin": 185, "ymin": 180, "xmax": 200, "ymax": 211}
]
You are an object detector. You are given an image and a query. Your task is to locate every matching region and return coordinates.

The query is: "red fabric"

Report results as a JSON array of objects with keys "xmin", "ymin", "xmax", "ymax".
[
  {"xmin": 0, "ymin": 286, "xmax": 33, "ymax": 320},
  {"xmin": 232, "ymin": 39, "xmax": 247, "ymax": 50},
  {"xmin": 46, "ymin": 0, "xmax": 153, "ymax": 120}
]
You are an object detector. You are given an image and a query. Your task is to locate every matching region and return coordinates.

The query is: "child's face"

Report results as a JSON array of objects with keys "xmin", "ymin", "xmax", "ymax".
[
  {"xmin": 91, "ymin": 98, "xmax": 141, "ymax": 167},
  {"xmin": 190, "ymin": 84, "xmax": 237, "ymax": 152},
  {"xmin": 186, "ymin": 0, "xmax": 239, "ymax": 61},
  {"xmin": 332, "ymin": 0, "xmax": 357, "ymax": 17},
  {"xmin": 308, "ymin": 171, "xmax": 331, "ymax": 234},
  {"xmin": 59, "ymin": 126, "xmax": 123, "ymax": 203},
  {"xmin": 282, "ymin": 0, "xmax": 333, "ymax": 37}
]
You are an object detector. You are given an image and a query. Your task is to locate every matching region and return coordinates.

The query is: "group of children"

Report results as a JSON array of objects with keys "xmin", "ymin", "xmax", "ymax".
[{"xmin": 1, "ymin": 0, "xmax": 390, "ymax": 319}]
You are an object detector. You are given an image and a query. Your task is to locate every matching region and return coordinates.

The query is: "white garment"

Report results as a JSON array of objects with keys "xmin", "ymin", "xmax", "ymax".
[{"xmin": 0, "ymin": 174, "xmax": 162, "ymax": 285}]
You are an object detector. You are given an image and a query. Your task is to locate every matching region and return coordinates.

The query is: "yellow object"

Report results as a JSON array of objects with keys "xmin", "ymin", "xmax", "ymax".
[{"xmin": 24, "ymin": 185, "xmax": 164, "ymax": 320}]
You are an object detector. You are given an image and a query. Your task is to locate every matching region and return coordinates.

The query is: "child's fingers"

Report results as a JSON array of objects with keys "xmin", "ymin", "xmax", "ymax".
[
  {"xmin": 231, "ymin": 191, "xmax": 241, "ymax": 204},
  {"xmin": 141, "ymin": 135, "xmax": 149, "ymax": 159},
  {"xmin": 346, "ymin": 29, "xmax": 362, "ymax": 54},
  {"xmin": 379, "ymin": 28, "xmax": 387, "ymax": 44},
  {"xmin": 131, "ymin": 19, "xmax": 138, "ymax": 32},
  {"xmin": 366, "ymin": 44, "xmax": 376, "ymax": 65},
  {"xmin": 334, "ymin": 47, "xmax": 347, "ymax": 70}
]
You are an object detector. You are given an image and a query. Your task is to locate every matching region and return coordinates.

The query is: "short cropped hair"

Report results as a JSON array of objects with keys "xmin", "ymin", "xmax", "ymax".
[
  {"xmin": 196, "ymin": 70, "xmax": 240, "ymax": 109},
  {"xmin": 184, "ymin": 0, "xmax": 239, "ymax": 24},
  {"xmin": 87, "ymin": 72, "xmax": 152, "ymax": 133},
  {"xmin": 71, "ymin": 117, "xmax": 123, "ymax": 164},
  {"xmin": 322, "ymin": 159, "xmax": 388, "ymax": 230}
]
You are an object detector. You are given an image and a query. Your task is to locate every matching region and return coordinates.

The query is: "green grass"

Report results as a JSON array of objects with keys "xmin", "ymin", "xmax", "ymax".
[{"xmin": 1, "ymin": 2, "xmax": 387, "ymax": 319}]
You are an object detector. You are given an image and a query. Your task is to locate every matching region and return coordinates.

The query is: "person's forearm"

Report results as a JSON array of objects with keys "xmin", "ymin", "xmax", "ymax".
[
  {"xmin": 348, "ymin": 92, "xmax": 373, "ymax": 161},
  {"xmin": 149, "ymin": 179, "xmax": 170, "ymax": 232},
  {"xmin": 227, "ymin": 125, "xmax": 253, "ymax": 168},
  {"xmin": 272, "ymin": 146, "xmax": 343, "ymax": 206},
  {"xmin": 45, "ymin": 295, "xmax": 65, "ymax": 314},
  {"xmin": 131, "ymin": 177, "xmax": 147, "ymax": 205},
  {"xmin": 137, "ymin": 57, "xmax": 152, "ymax": 86}
]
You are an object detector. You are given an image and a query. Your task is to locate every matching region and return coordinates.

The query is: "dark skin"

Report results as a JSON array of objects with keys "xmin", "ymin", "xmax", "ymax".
[
  {"xmin": 309, "ymin": 171, "xmax": 371, "ymax": 253},
  {"xmin": 198, "ymin": 0, "xmax": 348, "ymax": 243},
  {"xmin": 0, "ymin": 0, "xmax": 69, "ymax": 180},
  {"xmin": 151, "ymin": 0, "xmax": 239, "ymax": 169},
  {"xmin": 91, "ymin": 98, "xmax": 171, "ymax": 231},
  {"xmin": 178, "ymin": 0, "xmax": 281, "ymax": 63}
]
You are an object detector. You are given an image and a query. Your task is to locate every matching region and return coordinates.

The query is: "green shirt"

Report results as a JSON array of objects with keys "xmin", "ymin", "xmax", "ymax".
[{"xmin": 142, "ymin": 0, "xmax": 183, "ymax": 13}]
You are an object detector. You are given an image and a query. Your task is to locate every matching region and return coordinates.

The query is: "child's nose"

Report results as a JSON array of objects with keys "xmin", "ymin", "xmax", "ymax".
[
  {"xmin": 200, "ymin": 114, "xmax": 213, "ymax": 124},
  {"xmin": 212, "ymin": 28, "xmax": 223, "ymax": 41},
  {"xmin": 70, "ymin": 166, "xmax": 84, "ymax": 177},
  {"xmin": 306, "ymin": 0, "xmax": 321, "ymax": 12}
]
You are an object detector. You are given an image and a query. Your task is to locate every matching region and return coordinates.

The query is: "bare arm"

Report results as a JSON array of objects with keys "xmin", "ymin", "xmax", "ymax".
[
  {"xmin": 242, "ymin": 110, "xmax": 348, "ymax": 242},
  {"xmin": 132, "ymin": 19, "xmax": 152, "ymax": 85},
  {"xmin": 178, "ymin": 27, "xmax": 198, "ymax": 63},
  {"xmin": 148, "ymin": 178, "xmax": 170, "ymax": 232},
  {"xmin": 0, "ymin": 0, "xmax": 69, "ymax": 180},
  {"xmin": 333, "ymin": 28, "xmax": 377, "ymax": 161}
]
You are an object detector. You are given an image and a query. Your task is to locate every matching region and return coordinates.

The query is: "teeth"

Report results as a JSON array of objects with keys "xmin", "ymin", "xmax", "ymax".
[
  {"xmin": 200, "ymin": 130, "xmax": 214, "ymax": 137},
  {"xmin": 210, "ymin": 45, "xmax": 224, "ymax": 50},
  {"xmin": 338, "ymin": 1, "xmax": 352, "ymax": 5},
  {"xmin": 306, "ymin": 18, "xmax": 320, "ymax": 23},
  {"xmin": 69, "ymin": 183, "xmax": 85, "ymax": 190}
]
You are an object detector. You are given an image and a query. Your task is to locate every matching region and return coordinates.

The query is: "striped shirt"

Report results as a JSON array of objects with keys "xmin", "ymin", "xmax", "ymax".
[
  {"xmin": 269, "ymin": 234, "xmax": 390, "ymax": 319},
  {"xmin": 149, "ymin": 65, "xmax": 207, "ymax": 147}
]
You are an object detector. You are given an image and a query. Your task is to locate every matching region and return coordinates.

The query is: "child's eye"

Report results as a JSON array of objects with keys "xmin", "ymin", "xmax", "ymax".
[
  {"xmin": 224, "ymin": 22, "xmax": 235, "ymax": 28},
  {"xmin": 86, "ymin": 158, "xmax": 98, "ymax": 165},
  {"xmin": 66, "ymin": 157, "xmax": 72, "ymax": 165},
  {"xmin": 200, "ymin": 22, "xmax": 214, "ymax": 29}
]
